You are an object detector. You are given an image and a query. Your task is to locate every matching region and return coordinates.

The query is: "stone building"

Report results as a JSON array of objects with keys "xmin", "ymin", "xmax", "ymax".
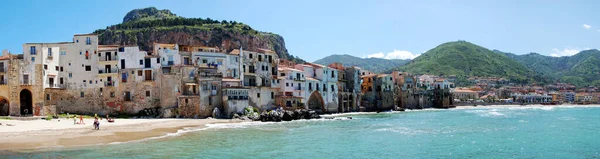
[
  {"xmin": 361, "ymin": 74, "xmax": 394, "ymax": 111},
  {"xmin": 296, "ymin": 63, "xmax": 339, "ymax": 113},
  {"xmin": 328, "ymin": 62, "xmax": 361, "ymax": 112}
]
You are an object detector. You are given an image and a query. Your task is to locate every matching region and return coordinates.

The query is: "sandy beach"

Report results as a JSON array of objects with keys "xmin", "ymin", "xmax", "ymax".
[{"xmin": 0, "ymin": 117, "xmax": 243, "ymax": 151}]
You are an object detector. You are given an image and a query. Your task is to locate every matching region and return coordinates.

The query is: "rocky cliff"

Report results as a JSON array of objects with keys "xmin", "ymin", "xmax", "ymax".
[{"xmin": 93, "ymin": 7, "xmax": 303, "ymax": 63}]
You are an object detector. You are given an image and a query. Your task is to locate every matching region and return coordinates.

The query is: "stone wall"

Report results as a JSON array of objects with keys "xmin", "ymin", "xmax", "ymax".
[{"xmin": 177, "ymin": 96, "xmax": 200, "ymax": 118}]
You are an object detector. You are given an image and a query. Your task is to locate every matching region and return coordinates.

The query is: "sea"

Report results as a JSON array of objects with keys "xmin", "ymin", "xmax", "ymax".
[{"xmin": 3, "ymin": 105, "xmax": 600, "ymax": 159}]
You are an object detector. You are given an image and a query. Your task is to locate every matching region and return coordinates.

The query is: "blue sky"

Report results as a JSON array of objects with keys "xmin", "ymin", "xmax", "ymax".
[{"xmin": 0, "ymin": 0, "xmax": 599, "ymax": 62}]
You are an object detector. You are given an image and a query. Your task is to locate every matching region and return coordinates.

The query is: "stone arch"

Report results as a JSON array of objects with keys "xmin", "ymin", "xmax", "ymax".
[
  {"xmin": 307, "ymin": 91, "xmax": 325, "ymax": 113},
  {"xmin": 0, "ymin": 96, "xmax": 8, "ymax": 116},
  {"xmin": 20, "ymin": 89, "xmax": 32, "ymax": 116}
]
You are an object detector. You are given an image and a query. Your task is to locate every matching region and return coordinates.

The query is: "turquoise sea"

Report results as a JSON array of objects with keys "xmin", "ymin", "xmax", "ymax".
[{"xmin": 3, "ymin": 105, "xmax": 600, "ymax": 158}]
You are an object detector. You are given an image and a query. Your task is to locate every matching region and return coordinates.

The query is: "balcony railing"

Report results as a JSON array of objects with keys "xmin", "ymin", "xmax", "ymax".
[
  {"xmin": 167, "ymin": 61, "xmax": 174, "ymax": 66},
  {"xmin": 199, "ymin": 73, "xmax": 223, "ymax": 78},
  {"xmin": 104, "ymin": 81, "xmax": 115, "ymax": 87},
  {"xmin": 99, "ymin": 56, "xmax": 118, "ymax": 61},
  {"xmin": 99, "ymin": 68, "xmax": 119, "ymax": 74},
  {"xmin": 45, "ymin": 83, "xmax": 65, "ymax": 88}
]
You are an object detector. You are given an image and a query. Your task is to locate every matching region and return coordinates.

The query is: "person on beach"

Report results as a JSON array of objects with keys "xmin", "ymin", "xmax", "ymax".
[
  {"xmin": 93, "ymin": 117, "xmax": 100, "ymax": 130},
  {"xmin": 79, "ymin": 115, "xmax": 84, "ymax": 124}
]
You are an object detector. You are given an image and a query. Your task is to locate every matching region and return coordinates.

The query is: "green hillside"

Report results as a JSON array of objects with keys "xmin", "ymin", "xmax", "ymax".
[
  {"xmin": 393, "ymin": 41, "xmax": 543, "ymax": 84},
  {"xmin": 313, "ymin": 54, "xmax": 409, "ymax": 73},
  {"xmin": 502, "ymin": 49, "xmax": 600, "ymax": 87}
]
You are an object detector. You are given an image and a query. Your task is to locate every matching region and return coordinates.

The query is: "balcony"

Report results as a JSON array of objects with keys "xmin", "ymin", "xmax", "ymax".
[
  {"xmin": 104, "ymin": 81, "xmax": 115, "ymax": 87},
  {"xmin": 98, "ymin": 68, "xmax": 118, "ymax": 74},
  {"xmin": 99, "ymin": 56, "xmax": 118, "ymax": 62},
  {"xmin": 199, "ymin": 73, "xmax": 223, "ymax": 78},
  {"xmin": 288, "ymin": 77, "xmax": 305, "ymax": 82},
  {"xmin": 45, "ymin": 83, "xmax": 65, "ymax": 89},
  {"xmin": 167, "ymin": 61, "xmax": 174, "ymax": 66}
]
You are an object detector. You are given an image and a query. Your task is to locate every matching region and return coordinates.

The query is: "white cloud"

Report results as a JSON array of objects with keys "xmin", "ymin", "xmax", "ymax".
[
  {"xmin": 550, "ymin": 47, "xmax": 588, "ymax": 57},
  {"xmin": 583, "ymin": 24, "xmax": 591, "ymax": 29},
  {"xmin": 365, "ymin": 50, "xmax": 421, "ymax": 60}
]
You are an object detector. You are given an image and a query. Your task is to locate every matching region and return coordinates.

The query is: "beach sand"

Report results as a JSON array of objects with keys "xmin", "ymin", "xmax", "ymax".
[{"xmin": 0, "ymin": 118, "xmax": 242, "ymax": 151}]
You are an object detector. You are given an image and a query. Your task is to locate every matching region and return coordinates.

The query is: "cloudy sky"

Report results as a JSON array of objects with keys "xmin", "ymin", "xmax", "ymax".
[{"xmin": 0, "ymin": 0, "xmax": 598, "ymax": 61}]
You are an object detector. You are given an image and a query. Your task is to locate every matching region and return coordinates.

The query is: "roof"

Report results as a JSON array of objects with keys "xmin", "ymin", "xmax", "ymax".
[
  {"xmin": 306, "ymin": 77, "xmax": 318, "ymax": 81},
  {"xmin": 228, "ymin": 49, "xmax": 240, "ymax": 55},
  {"xmin": 24, "ymin": 42, "xmax": 73, "ymax": 45},
  {"xmin": 361, "ymin": 74, "xmax": 377, "ymax": 78},
  {"xmin": 281, "ymin": 67, "xmax": 303, "ymax": 72},
  {"xmin": 257, "ymin": 48, "xmax": 276, "ymax": 54},
  {"xmin": 222, "ymin": 78, "xmax": 241, "ymax": 82},
  {"xmin": 99, "ymin": 45, "xmax": 119, "ymax": 48},
  {"xmin": 73, "ymin": 33, "xmax": 97, "ymax": 36},
  {"xmin": 304, "ymin": 62, "xmax": 325, "ymax": 68},
  {"xmin": 454, "ymin": 89, "xmax": 477, "ymax": 93},
  {"xmin": 377, "ymin": 74, "xmax": 390, "ymax": 78}
]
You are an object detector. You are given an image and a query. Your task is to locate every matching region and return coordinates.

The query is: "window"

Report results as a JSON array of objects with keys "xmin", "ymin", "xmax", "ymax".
[
  {"xmin": 55, "ymin": 66, "xmax": 59, "ymax": 71},
  {"xmin": 271, "ymin": 92, "xmax": 274, "ymax": 99},
  {"xmin": 217, "ymin": 60, "xmax": 223, "ymax": 65},
  {"xmin": 139, "ymin": 60, "xmax": 143, "ymax": 65},
  {"xmin": 30, "ymin": 46, "xmax": 36, "ymax": 55},
  {"xmin": 60, "ymin": 51, "xmax": 66, "ymax": 55},
  {"xmin": 85, "ymin": 66, "xmax": 91, "ymax": 71},
  {"xmin": 331, "ymin": 85, "xmax": 335, "ymax": 92},
  {"xmin": 46, "ymin": 94, "xmax": 51, "ymax": 100},
  {"xmin": 331, "ymin": 71, "xmax": 335, "ymax": 78},
  {"xmin": 69, "ymin": 73, "xmax": 72, "ymax": 78},
  {"xmin": 138, "ymin": 70, "xmax": 142, "ymax": 76},
  {"xmin": 31, "ymin": 57, "xmax": 35, "ymax": 62},
  {"xmin": 124, "ymin": 92, "xmax": 131, "ymax": 101},
  {"xmin": 185, "ymin": 99, "xmax": 188, "ymax": 104},
  {"xmin": 286, "ymin": 83, "xmax": 289, "ymax": 87},
  {"xmin": 85, "ymin": 37, "xmax": 91, "ymax": 45},
  {"xmin": 110, "ymin": 92, "xmax": 115, "ymax": 97},
  {"xmin": 23, "ymin": 75, "xmax": 29, "ymax": 84},
  {"xmin": 80, "ymin": 92, "xmax": 84, "ymax": 97},
  {"xmin": 146, "ymin": 91, "xmax": 150, "ymax": 97},
  {"xmin": 258, "ymin": 55, "xmax": 262, "ymax": 61},
  {"xmin": 156, "ymin": 58, "xmax": 160, "ymax": 63},
  {"xmin": 202, "ymin": 59, "xmax": 207, "ymax": 64},
  {"xmin": 257, "ymin": 93, "xmax": 260, "ymax": 98},
  {"xmin": 100, "ymin": 88, "xmax": 103, "ymax": 92},
  {"xmin": 44, "ymin": 64, "xmax": 48, "ymax": 70},
  {"xmin": 249, "ymin": 54, "xmax": 253, "ymax": 59},
  {"xmin": 60, "ymin": 67, "xmax": 63, "ymax": 72},
  {"xmin": 48, "ymin": 48, "xmax": 52, "ymax": 57}
]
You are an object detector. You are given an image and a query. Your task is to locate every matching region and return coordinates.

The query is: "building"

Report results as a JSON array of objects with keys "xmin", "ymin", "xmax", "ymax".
[
  {"xmin": 361, "ymin": 74, "xmax": 394, "ymax": 111},
  {"xmin": 453, "ymin": 88, "xmax": 479, "ymax": 100}
]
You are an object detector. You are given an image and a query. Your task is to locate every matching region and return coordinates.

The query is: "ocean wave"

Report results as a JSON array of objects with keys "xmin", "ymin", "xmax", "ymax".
[
  {"xmin": 373, "ymin": 127, "xmax": 428, "ymax": 135},
  {"xmin": 465, "ymin": 109, "xmax": 506, "ymax": 117}
]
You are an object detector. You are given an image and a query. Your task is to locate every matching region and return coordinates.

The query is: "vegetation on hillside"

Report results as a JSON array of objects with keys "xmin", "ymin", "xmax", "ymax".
[
  {"xmin": 391, "ymin": 41, "xmax": 548, "ymax": 85},
  {"xmin": 313, "ymin": 54, "xmax": 409, "ymax": 73},
  {"xmin": 501, "ymin": 49, "xmax": 600, "ymax": 87}
]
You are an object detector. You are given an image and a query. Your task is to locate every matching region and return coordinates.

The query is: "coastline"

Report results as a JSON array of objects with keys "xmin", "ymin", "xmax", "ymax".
[
  {"xmin": 0, "ymin": 118, "xmax": 244, "ymax": 152},
  {"xmin": 2, "ymin": 104, "xmax": 599, "ymax": 152}
]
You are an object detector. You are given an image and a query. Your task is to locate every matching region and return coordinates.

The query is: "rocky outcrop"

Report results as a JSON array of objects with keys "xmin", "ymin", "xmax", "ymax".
[
  {"xmin": 259, "ymin": 108, "xmax": 321, "ymax": 122},
  {"xmin": 94, "ymin": 7, "xmax": 303, "ymax": 63}
]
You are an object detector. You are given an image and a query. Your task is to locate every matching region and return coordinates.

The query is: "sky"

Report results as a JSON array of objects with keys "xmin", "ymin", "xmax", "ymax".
[{"xmin": 0, "ymin": 0, "xmax": 599, "ymax": 62}]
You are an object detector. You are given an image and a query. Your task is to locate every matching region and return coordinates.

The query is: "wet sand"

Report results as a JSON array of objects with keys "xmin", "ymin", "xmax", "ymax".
[{"xmin": 0, "ymin": 118, "xmax": 242, "ymax": 151}]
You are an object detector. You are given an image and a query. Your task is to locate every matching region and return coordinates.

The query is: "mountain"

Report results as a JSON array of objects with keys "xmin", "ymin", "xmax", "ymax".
[
  {"xmin": 93, "ymin": 7, "xmax": 303, "ymax": 63},
  {"xmin": 313, "ymin": 54, "xmax": 409, "ymax": 73},
  {"xmin": 392, "ymin": 41, "xmax": 544, "ymax": 84},
  {"xmin": 501, "ymin": 49, "xmax": 600, "ymax": 87}
]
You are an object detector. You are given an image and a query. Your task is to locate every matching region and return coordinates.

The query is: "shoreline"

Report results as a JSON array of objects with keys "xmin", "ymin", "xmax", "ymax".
[
  {"xmin": 0, "ymin": 118, "xmax": 244, "ymax": 152},
  {"xmin": 2, "ymin": 104, "xmax": 599, "ymax": 152}
]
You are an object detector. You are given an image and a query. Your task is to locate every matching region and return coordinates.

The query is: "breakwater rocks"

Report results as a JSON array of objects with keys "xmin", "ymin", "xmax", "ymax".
[{"xmin": 232, "ymin": 108, "xmax": 321, "ymax": 122}]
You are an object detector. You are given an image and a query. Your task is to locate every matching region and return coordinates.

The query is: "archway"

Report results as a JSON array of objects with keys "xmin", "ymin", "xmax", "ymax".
[
  {"xmin": 0, "ymin": 96, "xmax": 8, "ymax": 116},
  {"xmin": 307, "ymin": 91, "xmax": 325, "ymax": 113},
  {"xmin": 20, "ymin": 89, "xmax": 32, "ymax": 116}
]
